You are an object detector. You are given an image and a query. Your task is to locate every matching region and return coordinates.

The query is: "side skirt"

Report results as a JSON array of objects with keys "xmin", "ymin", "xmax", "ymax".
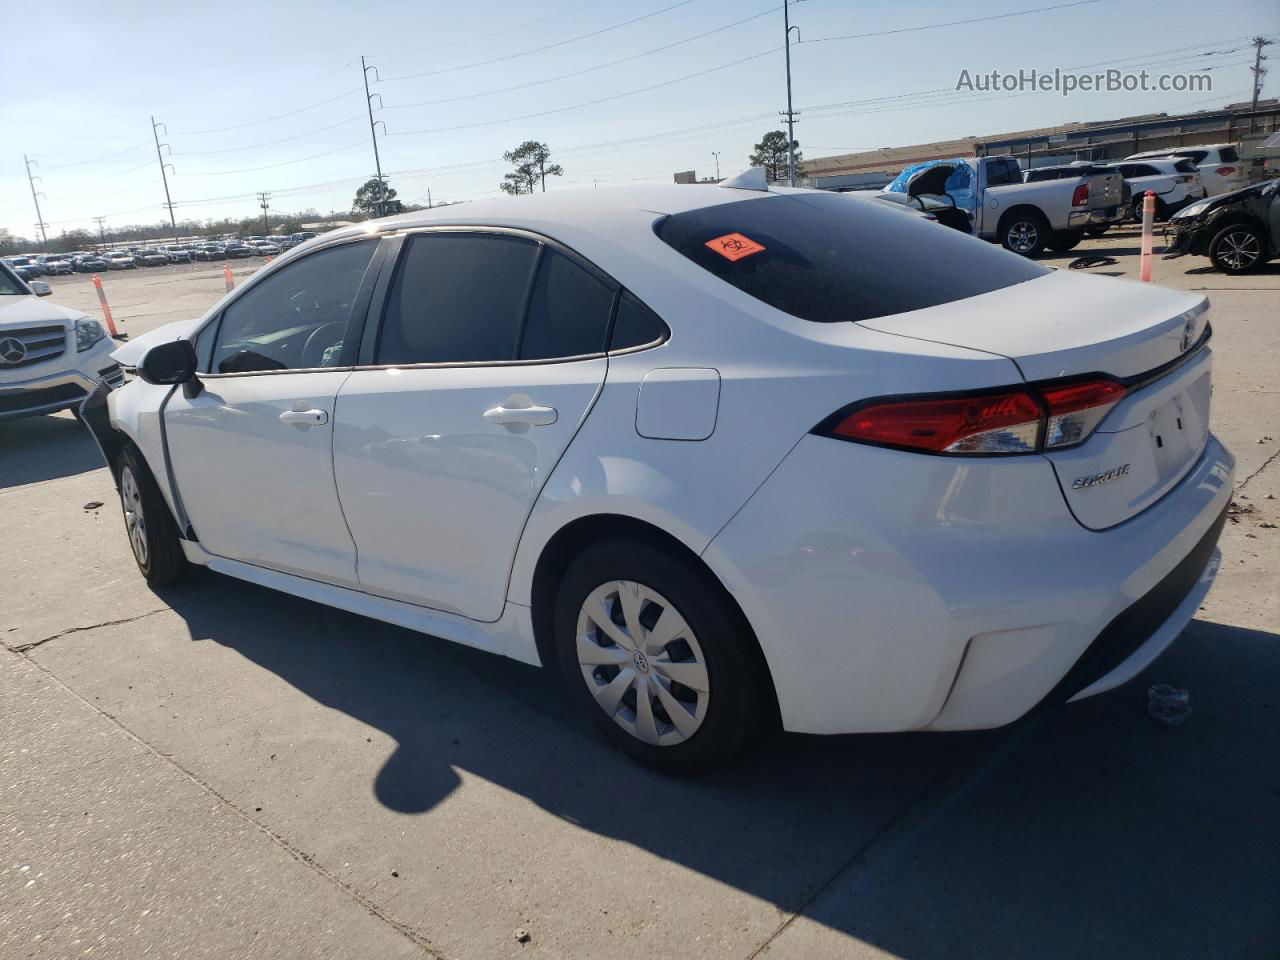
[{"xmin": 178, "ymin": 541, "xmax": 541, "ymax": 666}]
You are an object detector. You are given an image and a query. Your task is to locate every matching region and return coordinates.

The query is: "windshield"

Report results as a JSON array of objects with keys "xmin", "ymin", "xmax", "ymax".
[
  {"xmin": 0, "ymin": 265, "xmax": 27, "ymax": 294},
  {"xmin": 655, "ymin": 192, "xmax": 1046, "ymax": 324}
]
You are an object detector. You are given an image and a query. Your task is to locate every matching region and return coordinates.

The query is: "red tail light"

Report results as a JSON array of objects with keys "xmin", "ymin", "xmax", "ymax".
[
  {"xmin": 1214, "ymin": 166, "xmax": 1235, "ymax": 176},
  {"xmin": 819, "ymin": 378, "xmax": 1127, "ymax": 456},
  {"xmin": 1071, "ymin": 183, "xmax": 1089, "ymax": 206}
]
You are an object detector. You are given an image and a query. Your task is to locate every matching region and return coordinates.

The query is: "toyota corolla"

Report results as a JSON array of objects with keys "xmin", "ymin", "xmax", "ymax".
[{"xmin": 80, "ymin": 177, "xmax": 1233, "ymax": 772}]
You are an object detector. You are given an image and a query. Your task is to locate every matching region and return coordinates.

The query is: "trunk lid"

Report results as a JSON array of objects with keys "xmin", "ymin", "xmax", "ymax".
[
  {"xmin": 1086, "ymin": 171, "xmax": 1124, "ymax": 210},
  {"xmin": 863, "ymin": 271, "xmax": 1212, "ymax": 528}
]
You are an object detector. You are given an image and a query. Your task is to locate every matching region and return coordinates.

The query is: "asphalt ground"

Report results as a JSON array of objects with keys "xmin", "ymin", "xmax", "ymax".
[{"xmin": 2, "ymin": 225, "xmax": 1278, "ymax": 959}]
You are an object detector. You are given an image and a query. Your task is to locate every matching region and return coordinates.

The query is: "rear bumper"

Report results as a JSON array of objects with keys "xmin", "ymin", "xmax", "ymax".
[{"xmin": 703, "ymin": 432, "xmax": 1234, "ymax": 735}]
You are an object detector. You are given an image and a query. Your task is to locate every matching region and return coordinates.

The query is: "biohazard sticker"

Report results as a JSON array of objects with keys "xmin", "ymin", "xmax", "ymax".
[{"xmin": 705, "ymin": 232, "xmax": 766, "ymax": 262}]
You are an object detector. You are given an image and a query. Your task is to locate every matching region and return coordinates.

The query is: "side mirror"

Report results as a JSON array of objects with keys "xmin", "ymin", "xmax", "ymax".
[
  {"xmin": 138, "ymin": 339, "xmax": 198, "ymax": 385},
  {"xmin": 30, "ymin": 280, "xmax": 51, "ymax": 297}
]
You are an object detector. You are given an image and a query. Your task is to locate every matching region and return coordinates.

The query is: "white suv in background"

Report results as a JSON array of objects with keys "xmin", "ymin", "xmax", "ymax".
[
  {"xmin": 1104, "ymin": 158, "xmax": 1206, "ymax": 221},
  {"xmin": 1124, "ymin": 144, "xmax": 1246, "ymax": 197},
  {"xmin": 0, "ymin": 261, "xmax": 122, "ymax": 420}
]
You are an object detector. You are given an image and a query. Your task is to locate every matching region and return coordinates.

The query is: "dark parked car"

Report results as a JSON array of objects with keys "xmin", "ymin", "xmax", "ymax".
[
  {"xmin": 1165, "ymin": 179, "xmax": 1280, "ymax": 275},
  {"xmin": 222, "ymin": 241, "xmax": 252, "ymax": 259},
  {"xmin": 193, "ymin": 244, "xmax": 225, "ymax": 261},
  {"xmin": 133, "ymin": 249, "xmax": 169, "ymax": 267},
  {"xmin": 73, "ymin": 254, "xmax": 109, "ymax": 272}
]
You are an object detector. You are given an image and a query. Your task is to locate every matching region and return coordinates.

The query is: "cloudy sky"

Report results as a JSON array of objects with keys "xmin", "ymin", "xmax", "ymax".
[{"xmin": 1, "ymin": 0, "xmax": 1276, "ymax": 242}]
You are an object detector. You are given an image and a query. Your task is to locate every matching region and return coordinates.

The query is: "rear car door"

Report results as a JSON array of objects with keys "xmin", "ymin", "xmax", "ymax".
[
  {"xmin": 164, "ymin": 237, "xmax": 382, "ymax": 587},
  {"xmin": 332, "ymin": 230, "xmax": 616, "ymax": 621}
]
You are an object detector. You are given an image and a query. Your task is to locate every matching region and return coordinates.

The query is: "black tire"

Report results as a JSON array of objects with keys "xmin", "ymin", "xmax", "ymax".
[
  {"xmin": 1046, "ymin": 229, "xmax": 1085, "ymax": 252},
  {"xmin": 1207, "ymin": 223, "xmax": 1267, "ymax": 275},
  {"xmin": 553, "ymin": 538, "xmax": 767, "ymax": 774},
  {"xmin": 998, "ymin": 210, "xmax": 1049, "ymax": 257},
  {"xmin": 1085, "ymin": 224, "xmax": 1109, "ymax": 237},
  {"xmin": 115, "ymin": 446, "xmax": 188, "ymax": 587}
]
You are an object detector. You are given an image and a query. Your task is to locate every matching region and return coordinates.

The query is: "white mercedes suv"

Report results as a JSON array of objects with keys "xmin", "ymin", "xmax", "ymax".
[
  {"xmin": 0, "ymin": 262, "xmax": 123, "ymax": 420},
  {"xmin": 81, "ymin": 178, "xmax": 1233, "ymax": 771}
]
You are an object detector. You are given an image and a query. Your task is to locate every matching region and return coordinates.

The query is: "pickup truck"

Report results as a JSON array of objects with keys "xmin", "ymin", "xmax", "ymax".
[{"xmin": 884, "ymin": 155, "xmax": 1127, "ymax": 257}]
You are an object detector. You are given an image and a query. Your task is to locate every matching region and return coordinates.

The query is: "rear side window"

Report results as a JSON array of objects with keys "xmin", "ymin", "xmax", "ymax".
[
  {"xmin": 1174, "ymin": 159, "xmax": 1199, "ymax": 174},
  {"xmin": 610, "ymin": 292, "xmax": 668, "ymax": 351},
  {"xmin": 654, "ymin": 193, "xmax": 1046, "ymax": 324},
  {"xmin": 520, "ymin": 250, "xmax": 616, "ymax": 360},
  {"xmin": 1219, "ymin": 147, "xmax": 1239, "ymax": 163},
  {"xmin": 1176, "ymin": 150, "xmax": 1208, "ymax": 164},
  {"xmin": 377, "ymin": 233, "xmax": 539, "ymax": 364}
]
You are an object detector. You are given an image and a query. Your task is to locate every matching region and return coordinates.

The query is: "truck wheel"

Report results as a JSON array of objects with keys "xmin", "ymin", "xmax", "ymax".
[
  {"xmin": 116, "ymin": 446, "xmax": 188, "ymax": 587},
  {"xmin": 1047, "ymin": 229, "xmax": 1085, "ymax": 252},
  {"xmin": 999, "ymin": 211, "xmax": 1048, "ymax": 257},
  {"xmin": 1208, "ymin": 223, "xmax": 1266, "ymax": 274}
]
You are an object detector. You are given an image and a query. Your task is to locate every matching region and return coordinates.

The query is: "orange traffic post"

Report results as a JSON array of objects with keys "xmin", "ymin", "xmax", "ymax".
[
  {"xmin": 91, "ymin": 274, "xmax": 120, "ymax": 337},
  {"xmin": 264, "ymin": 255, "xmax": 274, "ymax": 265},
  {"xmin": 223, "ymin": 263, "xmax": 235, "ymax": 292},
  {"xmin": 1139, "ymin": 190, "xmax": 1155, "ymax": 283}
]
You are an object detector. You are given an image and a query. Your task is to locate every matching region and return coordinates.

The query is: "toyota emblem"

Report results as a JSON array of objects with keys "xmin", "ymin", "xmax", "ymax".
[{"xmin": 0, "ymin": 337, "xmax": 27, "ymax": 365}]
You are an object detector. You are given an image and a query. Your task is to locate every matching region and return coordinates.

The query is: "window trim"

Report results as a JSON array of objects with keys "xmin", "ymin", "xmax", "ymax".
[
  {"xmin": 354, "ymin": 224, "xmax": 666, "ymax": 371},
  {"xmin": 196, "ymin": 234, "xmax": 387, "ymax": 380}
]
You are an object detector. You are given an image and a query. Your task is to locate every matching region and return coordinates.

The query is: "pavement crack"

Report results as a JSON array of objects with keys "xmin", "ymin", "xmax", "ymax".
[
  {"xmin": 1238, "ymin": 445, "xmax": 1280, "ymax": 493},
  {"xmin": 10, "ymin": 608, "xmax": 168, "ymax": 653}
]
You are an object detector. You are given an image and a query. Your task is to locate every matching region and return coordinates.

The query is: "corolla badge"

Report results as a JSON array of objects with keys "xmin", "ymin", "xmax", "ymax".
[{"xmin": 1072, "ymin": 464, "xmax": 1131, "ymax": 489}]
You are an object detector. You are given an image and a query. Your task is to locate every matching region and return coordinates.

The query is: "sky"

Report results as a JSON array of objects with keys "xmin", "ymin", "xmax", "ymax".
[{"xmin": 1, "ymin": 0, "xmax": 1277, "ymax": 243}]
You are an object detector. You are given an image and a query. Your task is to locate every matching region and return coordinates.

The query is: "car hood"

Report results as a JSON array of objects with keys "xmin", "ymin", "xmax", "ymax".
[
  {"xmin": 1172, "ymin": 178, "xmax": 1278, "ymax": 221},
  {"xmin": 110, "ymin": 316, "xmax": 204, "ymax": 367},
  {"xmin": 0, "ymin": 295, "xmax": 88, "ymax": 330}
]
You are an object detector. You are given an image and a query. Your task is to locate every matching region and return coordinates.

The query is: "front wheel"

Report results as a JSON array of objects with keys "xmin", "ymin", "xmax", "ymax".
[
  {"xmin": 116, "ymin": 447, "xmax": 188, "ymax": 587},
  {"xmin": 554, "ymin": 539, "xmax": 766, "ymax": 773},
  {"xmin": 1208, "ymin": 223, "xmax": 1266, "ymax": 274}
]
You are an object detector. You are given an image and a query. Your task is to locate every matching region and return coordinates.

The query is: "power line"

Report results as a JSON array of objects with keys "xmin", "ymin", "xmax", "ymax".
[
  {"xmin": 380, "ymin": 0, "xmax": 701, "ymax": 82},
  {"xmin": 802, "ymin": 0, "xmax": 1107, "ymax": 44},
  {"xmin": 395, "ymin": 0, "xmax": 608, "ymax": 56},
  {"xmin": 38, "ymin": 141, "xmax": 153, "ymax": 170},
  {"xmin": 386, "ymin": 2, "xmax": 786, "ymax": 109},
  {"xmin": 171, "ymin": 88, "xmax": 362, "ymax": 136},
  {"xmin": 172, "ymin": 115, "xmax": 366, "ymax": 157},
  {"xmin": 180, "ymin": 140, "xmax": 369, "ymax": 177}
]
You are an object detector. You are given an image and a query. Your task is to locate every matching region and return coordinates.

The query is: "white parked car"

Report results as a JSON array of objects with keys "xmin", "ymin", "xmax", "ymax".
[
  {"xmin": 0, "ymin": 261, "xmax": 122, "ymax": 420},
  {"xmin": 1102, "ymin": 158, "xmax": 1206, "ymax": 221},
  {"xmin": 1124, "ymin": 143, "xmax": 1245, "ymax": 197},
  {"xmin": 83, "ymin": 181, "xmax": 1233, "ymax": 771}
]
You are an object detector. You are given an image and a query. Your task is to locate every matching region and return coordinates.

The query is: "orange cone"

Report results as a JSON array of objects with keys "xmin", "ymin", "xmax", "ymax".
[{"xmin": 91, "ymin": 274, "xmax": 120, "ymax": 337}]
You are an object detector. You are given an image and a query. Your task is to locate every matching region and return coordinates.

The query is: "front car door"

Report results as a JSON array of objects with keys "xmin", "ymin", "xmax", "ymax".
[
  {"xmin": 332, "ymin": 230, "xmax": 618, "ymax": 621},
  {"xmin": 165, "ymin": 237, "xmax": 382, "ymax": 587}
]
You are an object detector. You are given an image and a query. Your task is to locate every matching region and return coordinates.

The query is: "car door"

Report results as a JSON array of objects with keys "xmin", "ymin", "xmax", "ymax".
[
  {"xmin": 332, "ymin": 230, "xmax": 616, "ymax": 621},
  {"xmin": 164, "ymin": 236, "xmax": 382, "ymax": 588}
]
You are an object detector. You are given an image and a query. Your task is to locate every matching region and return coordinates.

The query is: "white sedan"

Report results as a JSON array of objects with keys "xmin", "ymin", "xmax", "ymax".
[{"xmin": 81, "ymin": 177, "xmax": 1233, "ymax": 772}]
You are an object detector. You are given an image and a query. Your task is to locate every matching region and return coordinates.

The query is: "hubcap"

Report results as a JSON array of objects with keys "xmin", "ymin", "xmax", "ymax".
[
  {"xmin": 1008, "ymin": 220, "xmax": 1038, "ymax": 253},
  {"xmin": 1217, "ymin": 230, "xmax": 1260, "ymax": 270},
  {"xmin": 119, "ymin": 466, "xmax": 148, "ymax": 567},
  {"xmin": 576, "ymin": 580, "xmax": 710, "ymax": 747}
]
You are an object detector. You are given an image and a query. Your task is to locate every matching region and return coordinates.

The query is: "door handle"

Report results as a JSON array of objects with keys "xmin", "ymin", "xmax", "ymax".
[
  {"xmin": 483, "ymin": 404, "xmax": 557, "ymax": 427},
  {"xmin": 279, "ymin": 408, "xmax": 329, "ymax": 427}
]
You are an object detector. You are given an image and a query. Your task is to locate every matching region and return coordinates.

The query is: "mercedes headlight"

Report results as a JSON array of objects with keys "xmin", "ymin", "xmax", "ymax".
[{"xmin": 75, "ymin": 316, "xmax": 106, "ymax": 352}]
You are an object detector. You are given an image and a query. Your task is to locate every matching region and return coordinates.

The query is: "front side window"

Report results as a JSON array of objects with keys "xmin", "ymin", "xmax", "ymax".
[
  {"xmin": 210, "ymin": 239, "xmax": 377, "ymax": 374},
  {"xmin": 376, "ymin": 233, "xmax": 539, "ymax": 365},
  {"xmin": 655, "ymin": 193, "xmax": 1046, "ymax": 324}
]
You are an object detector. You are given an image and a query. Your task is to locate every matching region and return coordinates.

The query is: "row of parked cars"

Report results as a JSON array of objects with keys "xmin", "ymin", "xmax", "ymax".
[
  {"xmin": 2, "ymin": 232, "xmax": 318, "ymax": 281},
  {"xmin": 874, "ymin": 142, "xmax": 1255, "ymax": 263}
]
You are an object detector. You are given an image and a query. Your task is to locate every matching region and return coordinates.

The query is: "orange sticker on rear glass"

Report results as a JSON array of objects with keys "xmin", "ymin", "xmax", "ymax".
[{"xmin": 705, "ymin": 232, "xmax": 766, "ymax": 262}]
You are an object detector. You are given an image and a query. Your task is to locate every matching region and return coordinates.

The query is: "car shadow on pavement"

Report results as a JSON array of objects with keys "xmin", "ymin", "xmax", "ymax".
[
  {"xmin": 157, "ymin": 571, "xmax": 1280, "ymax": 958},
  {"xmin": 0, "ymin": 412, "xmax": 104, "ymax": 489}
]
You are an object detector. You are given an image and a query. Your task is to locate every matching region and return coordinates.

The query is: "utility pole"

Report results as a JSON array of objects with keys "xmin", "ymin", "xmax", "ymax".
[
  {"xmin": 427, "ymin": 188, "xmax": 432, "ymax": 209},
  {"xmin": 361, "ymin": 56, "xmax": 388, "ymax": 206},
  {"xmin": 1249, "ymin": 36, "xmax": 1274, "ymax": 135},
  {"xmin": 781, "ymin": 0, "xmax": 800, "ymax": 187},
  {"xmin": 257, "ymin": 191, "xmax": 271, "ymax": 235},
  {"xmin": 23, "ymin": 155, "xmax": 48, "ymax": 250},
  {"xmin": 712, "ymin": 151, "xmax": 721, "ymax": 180},
  {"xmin": 93, "ymin": 216, "xmax": 109, "ymax": 250},
  {"xmin": 151, "ymin": 117, "xmax": 178, "ymax": 243}
]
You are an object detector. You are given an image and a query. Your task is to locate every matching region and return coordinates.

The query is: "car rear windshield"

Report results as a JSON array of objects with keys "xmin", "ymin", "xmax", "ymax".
[{"xmin": 653, "ymin": 192, "xmax": 1046, "ymax": 323}]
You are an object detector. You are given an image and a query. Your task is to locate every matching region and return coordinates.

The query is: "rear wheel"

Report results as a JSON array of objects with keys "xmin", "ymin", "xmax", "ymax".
[
  {"xmin": 116, "ymin": 446, "xmax": 187, "ymax": 587},
  {"xmin": 1046, "ymin": 229, "xmax": 1085, "ymax": 252},
  {"xmin": 1208, "ymin": 223, "xmax": 1266, "ymax": 274},
  {"xmin": 554, "ymin": 539, "xmax": 764, "ymax": 773},
  {"xmin": 999, "ymin": 211, "xmax": 1048, "ymax": 257}
]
